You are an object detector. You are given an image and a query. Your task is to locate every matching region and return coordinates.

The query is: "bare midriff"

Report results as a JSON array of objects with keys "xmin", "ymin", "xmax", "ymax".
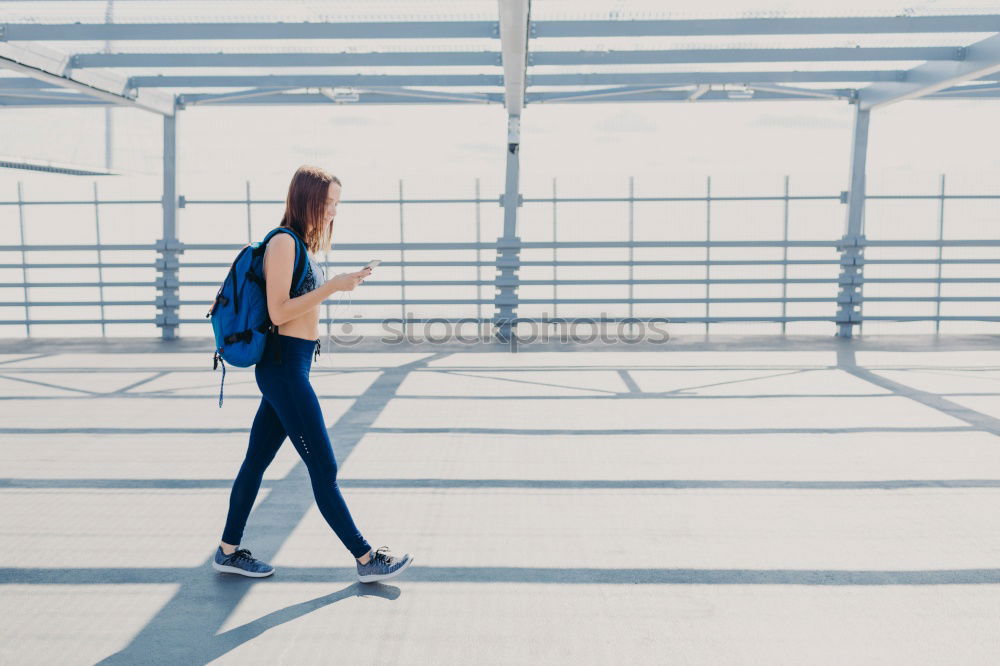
[{"xmin": 263, "ymin": 246, "xmax": 321, "ymax": 342}]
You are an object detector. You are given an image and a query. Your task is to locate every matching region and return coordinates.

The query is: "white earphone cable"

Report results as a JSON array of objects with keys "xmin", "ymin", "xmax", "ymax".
[{"xmin": 321, "ymin": 288, "xmax": 352, "ymax": 368}]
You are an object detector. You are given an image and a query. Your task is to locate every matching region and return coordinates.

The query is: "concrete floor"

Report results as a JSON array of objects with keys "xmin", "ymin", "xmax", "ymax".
[{"xmin": 1, "ymin": 334, "xmax": 999, "ymax": 665}]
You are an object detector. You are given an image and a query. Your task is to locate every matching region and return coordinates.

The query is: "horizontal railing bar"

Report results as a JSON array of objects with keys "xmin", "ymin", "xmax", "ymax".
[
  {"xmin": 175, "ymin": 277, "xmax": 1000, "ymax": 288},
  {"xmin": 858, "ymin": 317, "xmax": 1000, "ymax": 321},
  {"xmin": 861, "ymin": 296, "xmax": 1000, "ymax": 301},
  {"xmin": 0, "ymin": 200, "xmax": 162, "ymax": 206},
  {"xmin": 0, "ymin": 244, "xmax": 158, "ymax": 251},
  {"xmin": 0, "ymin": 301, "xmax": 154, "ymax": 307},
  {"xmin": 6, "ymin": 258, "xmax": 1000, "ymax": 270},
  {"xmin": 7, "ymin": 276, "xmax": 999, "ymax": 290},
  {"xmin": 0, "ymin": 259, "xmax": 988, "ymax": 270},
  {"xmin": 5, "ymin": 293, "xmax": 998, "ymax": 310},
  {"xmin": 2, "ymin": 193, "xmax": 998, "ymax": 208},
  {"xmin": 525, "ymin": 194, "xmax": 1000, "ymax": 202},
  {"xmin": 171, "ymin": 239, "xmax": 1000, "ymax": 249},
  {"xmin": 0, "ymin": 263, "xmax": 156, "ymax": 269},
  {"xmin": 4, "ymin": 315, "xmax": 999, "ymax": 327},
  {"xmin": 0, "ymin": 282, "xmax": 157, "ymax": 288},
  {"xmin": 0, "ymin": 240, "xmax": 994, "ymax": 253},
  {"xmin": 0, "ymin": 319, "xmax": 156, "ymax": 325}
]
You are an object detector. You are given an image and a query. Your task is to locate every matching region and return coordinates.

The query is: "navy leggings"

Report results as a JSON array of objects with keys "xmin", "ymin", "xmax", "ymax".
[{"xmin": 221, "ymin": 333, "xmax": 372, "ymax": 559}]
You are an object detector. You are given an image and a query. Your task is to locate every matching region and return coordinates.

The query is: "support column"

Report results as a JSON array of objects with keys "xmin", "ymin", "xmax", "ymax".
[
  {"xmin": 493, "ymin": 113, "xmax": 522, "ymax": 343},
  {"xmin": 835, "ymin": 103, "xmax": 870, "ymax": 338},
  {"xmin": 155, "ymin": 110, "xmax": 182, "ymax": 340}
]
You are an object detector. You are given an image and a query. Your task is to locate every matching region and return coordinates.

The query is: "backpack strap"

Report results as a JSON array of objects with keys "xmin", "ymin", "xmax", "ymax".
[
  {"xmin": 257, "ymin": 226, "xmax": 311, "ymax": 366},
  {"xmin": 260, "ymin": 226, "xmax": 309, "ymax": 295}
]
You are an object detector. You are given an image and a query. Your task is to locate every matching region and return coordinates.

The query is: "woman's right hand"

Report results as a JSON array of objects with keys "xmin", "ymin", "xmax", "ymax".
[{"xmin": 328, "ymin": 267, "xmax": 373, "ymax": 293}]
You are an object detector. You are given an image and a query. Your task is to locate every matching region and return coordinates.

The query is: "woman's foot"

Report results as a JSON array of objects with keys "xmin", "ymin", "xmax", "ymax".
[
  {"xmin": 356, "ymin": 545, "xmax": 413, "ymax": 583},
  {"xmin": 212, "ymin": 545, "xmax": 275, "ymax": 577}
]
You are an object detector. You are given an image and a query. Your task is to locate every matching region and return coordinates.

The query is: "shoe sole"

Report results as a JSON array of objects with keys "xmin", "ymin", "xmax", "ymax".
[
  {"xmin": 212, "ymin": 560, "xmax": 275, "ymax": 577},
  {"xmin": 358, "ymin": 555, "xmax": 414, "ymax": 583}
]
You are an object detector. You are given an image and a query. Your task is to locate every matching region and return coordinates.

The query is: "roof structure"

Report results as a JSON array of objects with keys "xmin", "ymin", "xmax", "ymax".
[{"xmin": 1, "ymin": 2, "xmax": 999, "ymax": 115}]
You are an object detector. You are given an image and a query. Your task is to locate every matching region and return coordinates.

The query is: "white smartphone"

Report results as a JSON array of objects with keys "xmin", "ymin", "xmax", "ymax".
[{"xmin": 363, "ymin": 259, "xmax": 381, "ymax": 270}]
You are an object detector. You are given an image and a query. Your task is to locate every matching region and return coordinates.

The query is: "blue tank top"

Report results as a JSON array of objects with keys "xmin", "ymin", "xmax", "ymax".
[{"xmin": 290, "ymin": 252, "xmax": 328, "ymax": 298}]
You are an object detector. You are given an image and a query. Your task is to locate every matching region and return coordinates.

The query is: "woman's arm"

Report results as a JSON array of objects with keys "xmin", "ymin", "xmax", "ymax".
[{"xmin": 263, "ymin": 234, "xmax": 369, "ymax": 326}]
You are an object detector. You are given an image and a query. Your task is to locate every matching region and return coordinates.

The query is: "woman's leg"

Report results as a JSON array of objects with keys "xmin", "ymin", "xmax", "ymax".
[
  {"xmin": 263, "ymin": 371, "xmax": 372, "ymax": 559},
  {"xmin": 221, "ymin": 396, "xmax": 287, "ymax": 546}
]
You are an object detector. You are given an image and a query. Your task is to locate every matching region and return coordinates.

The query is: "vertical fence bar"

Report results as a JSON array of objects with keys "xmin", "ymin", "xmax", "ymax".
[
  {"xmin": 16, "ymin": 182, "xmax": 29, "ymax": 337},
  {"xmin": 781, "ymin": 175, "xmax": 789, "ymax": 335},
  {"xmin": 628, "ymin": 176, "xmax": 635, "ymax": 334},
  {"xmin": 399, "ymin": 178, "xmax": 406, "ymax": 337},
  {"xmin": 552, "ymin": 177, "xmax": 557, "ymax": 320},
  {"xmin": 244, "ymin": 180, "xmax": 253, "ymax": 243},
  {"xmin": 705, "ymin": 176, "xmax": 711, "ymax": 335},
  {"xmin": 475, "ymin": 177, "xmax": 482, "ymax": 332},
  {"xmin": 93, "ymin": 182, "xmax": 107, "ymax": 337},
  {"xmin": 935, "ymin": 173, "xmax": 946, "ymax": 333}
]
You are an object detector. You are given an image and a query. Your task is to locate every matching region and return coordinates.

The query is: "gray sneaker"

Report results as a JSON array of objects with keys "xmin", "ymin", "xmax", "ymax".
[
  {"xmin": 212, "ymin": 546, "xmax": 275, "ymax": 578},
  {"xmin": 357, "ymin": 545, "xmax": 413, "ymax": 583}
]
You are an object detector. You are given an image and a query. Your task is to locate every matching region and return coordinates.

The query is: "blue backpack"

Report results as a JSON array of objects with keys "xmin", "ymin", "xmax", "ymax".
[{"xmin": 206, "ymin": 226, "xmax": 309, "ymax": 407}]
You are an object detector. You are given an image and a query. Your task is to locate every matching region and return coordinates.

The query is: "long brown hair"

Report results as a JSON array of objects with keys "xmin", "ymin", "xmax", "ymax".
[{"xmin": 279, "ymin": 165, "xmax": 341, "ymax": 254}]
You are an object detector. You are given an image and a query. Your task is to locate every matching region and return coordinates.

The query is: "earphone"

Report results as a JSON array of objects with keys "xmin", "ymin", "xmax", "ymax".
[{"xmin": 320, "ymin": 289, "xmax": 353, "ymax": 368}]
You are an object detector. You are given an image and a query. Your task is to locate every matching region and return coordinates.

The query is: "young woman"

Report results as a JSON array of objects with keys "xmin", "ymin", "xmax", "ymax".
[{"xmin": 212, "ymin": 165, "xmax": 413, "ymax": 583}]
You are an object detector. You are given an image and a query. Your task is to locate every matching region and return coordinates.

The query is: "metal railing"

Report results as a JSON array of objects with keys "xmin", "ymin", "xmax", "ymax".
[{"xmin": 1, "ymin": 175, "xmax": 998, "ymax": 338}]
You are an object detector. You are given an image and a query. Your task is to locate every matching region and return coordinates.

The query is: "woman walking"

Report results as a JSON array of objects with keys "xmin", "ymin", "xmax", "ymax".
[{"xmin": 213, "ymin": 165, "xmax": 413, "ymax": 583}]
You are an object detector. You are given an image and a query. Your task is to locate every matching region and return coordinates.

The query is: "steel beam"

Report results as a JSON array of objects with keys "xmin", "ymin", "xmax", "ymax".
[
  {"xmin": 0, "ymin": 40, "xmax": 174, "ymax": 115},
  {"xmin": 529, "ymin": 89, "xmax": 854, "ymax": 104},
  {"xmin": 0, "ymin": 21, "xmax": 497, "ymax": 41},
  {"xmin": 4, "ymin": 17, "xmax": 996, "ymax": 41},
  {"xmin": 67, "ymin": 46, "xmax": 958, "ymax": 70},
  {"xmin": 530, "ymin": 71, "xmax": 903, "ymax": 86},
  {"xmin": 71, "ymin": 51, "xmax": 503, "ymax": 68},
  {"xmin": 742, "ymin": 83, "xmax": 853, "ymax": 100},
  {"xmin": 859, "ymin": 33, "xmax": 1000, "ymax": 110},
  {"xmin": 129, "ymin": 74, "xmax": 502, "ymax": 88},
  {"xmin": 175, "ymin": 91, "xmax": 504, "ymax": 106},
  {"xmin": 532, "ymin": 16, "xmax": 1000, "ymax": 37},
  {"xmin": 126, "ymin": 70, "xmax": 900, "ymax": 90},
  {"xmin": 530, "ymin": 47, "xmax": 963, "ymax": 65},
  {"xmin": 0, "ymin": 156, "xmax": 117, "ymax": 176},
  {"xmin": 835, "ymin": 105, "xmax": 870, "ymax": 338},
  {"xmin": 499, "ymin": 0, "xmax": 529, "ymax": 115}
]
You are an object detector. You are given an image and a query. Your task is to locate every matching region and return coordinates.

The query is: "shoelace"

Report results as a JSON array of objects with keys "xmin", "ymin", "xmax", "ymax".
[
  {"xmin": 230, "ymin": 548, "xmax": 257, "ymax": 564},
  {"xmin": 372, "ymin": 545, "xmax": 394, "ymax": 566}
]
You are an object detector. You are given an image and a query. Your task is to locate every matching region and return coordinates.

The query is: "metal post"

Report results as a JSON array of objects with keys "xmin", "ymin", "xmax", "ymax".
[
  {"xmin": 155, "ymin": 109, "xmax": 181, "ymax": 340},
  {"xmin": 493, "ymin": 113, "xmax": 522, "ymax": 344},
  {"xmin": 93, "ymin": 182, "xmax": 107, "ymax": 337},
  {"xmin": 705, "ymin": 176, "xmax": 712, "ymax": 335},
  {"xmin": 628, "ymin": 176, "xmax": 635, "ymax": 336},
  {"xmin": 552, "ymin": 176, "xmax": 557, "ymax": 320},
  {"xmin": 245, "ymin": 180, "xmax": 253, "ymax": 243},
  {"xmin": 399, "ymin": 178, "xmax": 406, "ymax": 337},
  {"xmin": 935, "ymin": 174, "xmax": 946, "ymax": 333},
  {"xmin": 835, "ymin": 104, "xmax": 870, "ymax": 338},
  {"xmin": 475, "ymin": 177, "xmax": 482, "ymax": 332},
  {"xmin": 16, "ymin": 182, "xmax": 29, "ymax": 337},
  {"xmin": 781, "ymin": 175, "xmax": 789, "ymax": 335},
  {"xmin": 103, "ymin": 0, "xmax": 114, "ymax": 172}
]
